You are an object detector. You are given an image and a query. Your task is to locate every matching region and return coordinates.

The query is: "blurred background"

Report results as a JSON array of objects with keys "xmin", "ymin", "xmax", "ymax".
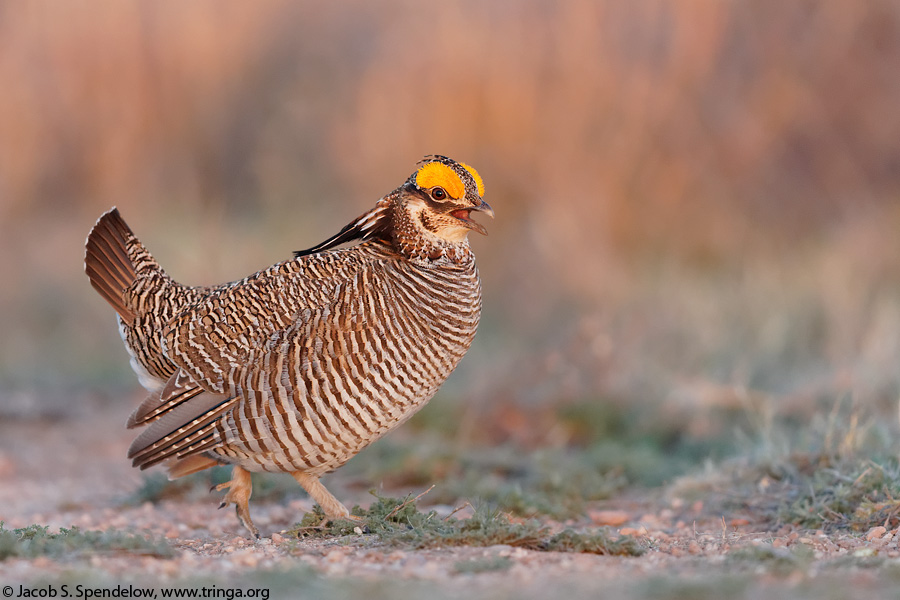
[{"xmin": 2, "ymin": 1, "xmax": 900, "ymax": 479}]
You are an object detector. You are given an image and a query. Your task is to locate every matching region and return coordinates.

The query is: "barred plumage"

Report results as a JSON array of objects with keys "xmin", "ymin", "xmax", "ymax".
[{"xmin": 84, "ymin": 156, "xmax": 492, "ymax": 537}]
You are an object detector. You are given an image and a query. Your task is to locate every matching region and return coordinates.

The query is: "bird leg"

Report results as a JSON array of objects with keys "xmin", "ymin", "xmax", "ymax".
[
  {"xmin": 291, "ymin": 471, "xmax": 363, "ymax": 522},
  {"xmin": 214, "ymin": 465, "xmax": 259, "ymax": 538}
]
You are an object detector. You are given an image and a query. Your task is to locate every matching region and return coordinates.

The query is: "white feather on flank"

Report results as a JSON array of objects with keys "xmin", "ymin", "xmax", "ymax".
[{"xmin": 118, "ymin": 315, "xmax": 165, "ymax": 393}]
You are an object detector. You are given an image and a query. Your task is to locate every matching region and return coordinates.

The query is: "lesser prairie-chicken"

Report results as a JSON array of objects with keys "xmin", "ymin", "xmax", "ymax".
[{"xmin": 84, "ymin": 156, "xmax": 492, "ymax": 537}]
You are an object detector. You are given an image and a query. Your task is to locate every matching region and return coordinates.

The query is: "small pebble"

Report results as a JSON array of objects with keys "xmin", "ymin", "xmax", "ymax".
[
  {"xmin": 866, "ymin": 526, "xmax": 887, "ymax": 542},
  {"xmin": 589, "ymin": 510, "xmax": 630, "ymax": 527},
  {"xmin": 325, "ymin": 549, "xmax": 345, "ymax": 563},
  {"xmin": 241, "ymin": 554, "xmax": 259, "ymax": 567}
]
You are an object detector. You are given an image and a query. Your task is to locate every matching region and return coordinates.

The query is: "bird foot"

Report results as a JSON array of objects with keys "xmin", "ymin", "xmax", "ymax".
[{"xmin": 213, "ymin": 466, "xmax": 259, "ymax": 539}]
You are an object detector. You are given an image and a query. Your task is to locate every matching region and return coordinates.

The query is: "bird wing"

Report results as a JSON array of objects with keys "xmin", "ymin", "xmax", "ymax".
[
  {"xmin": 126, "ymin": 249, "xmax": 399, "ymax": 469},
  {"xmin": 163, "ymin": 252, "xmax": 373, "ymax": 396}
]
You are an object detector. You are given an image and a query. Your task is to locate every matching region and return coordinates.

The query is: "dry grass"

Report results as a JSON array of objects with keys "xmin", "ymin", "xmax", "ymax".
[{"xmin": 2, "ymin": 2, "xmax": 900, "ymax": 407}]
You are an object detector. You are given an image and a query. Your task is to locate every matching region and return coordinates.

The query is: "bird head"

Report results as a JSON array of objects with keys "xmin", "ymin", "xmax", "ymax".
[
  {"xmin": 295, "ymin": 156, "xmax": 492, "ymax": 260},
  {"xmin": 398, "ymin": 156, "xmax": 493, "ymax": 242}
]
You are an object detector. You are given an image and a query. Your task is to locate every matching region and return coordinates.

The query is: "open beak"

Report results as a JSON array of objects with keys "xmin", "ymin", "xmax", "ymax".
[{"xmin": 450, "ymin": 200, "xmax": 494, "ymax": 236}]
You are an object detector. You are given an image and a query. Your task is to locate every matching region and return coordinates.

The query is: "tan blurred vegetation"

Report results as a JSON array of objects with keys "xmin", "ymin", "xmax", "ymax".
[{"xmin": 2, "ymin": 1, "xmax": 900, "ymax": 442}]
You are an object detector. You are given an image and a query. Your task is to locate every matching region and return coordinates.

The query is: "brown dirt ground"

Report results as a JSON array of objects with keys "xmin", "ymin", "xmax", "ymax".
[{"xmin": 2, "ymin": 394, "xmax": 899, "ymax": 600}]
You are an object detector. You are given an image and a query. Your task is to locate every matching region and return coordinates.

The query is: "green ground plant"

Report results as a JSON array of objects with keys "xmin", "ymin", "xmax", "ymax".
[
  {"xmin": 288, "ymin": 493, "xmax": 644, "ymax": 556},
  {"xmin": 668, "ymin": 396, "xmax": 900, "ymax": 533},
  {"xmin": 726, "ymin": 544, "xmax": 815, "ymax": 576},
  {"xmin": 773, "ymin": 458, "xmax": 900, "ymax": 531},
  {"xmin": 452, "ymin": 555, "xmax": 514, "ymax": 574},
  {"xmin": 0, "ymin": 522, "xmax": 173, "ymax": 560},
  {"xmin": 339, "ymin": 397, "xmax": 742, "ymax": 521}
]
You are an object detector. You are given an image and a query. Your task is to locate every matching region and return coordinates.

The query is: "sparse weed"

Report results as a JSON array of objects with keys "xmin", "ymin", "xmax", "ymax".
[
  {"xmin": 667, "ymin": 394, "xmax": 900, "ymax": 534},
  {"xmin": 544, "ymin": 528, "xmax": 645, "ymax": 555},
  {"xmin": 452, "ymin": 555, "xmax": 513, "ymax": 574},
  {"xmin": 0, "ymin": 522, "xmax": 174, "ymax": 560},
  {"xmin": 344, "ymin": 433, "xmax": 674, "ymax": 519},
  {"xmin": 287, "ymin": 494, "xmax": 645, "ymax": 556},
  {"xmin": 726, "ymin": 544, "xmax": 814, "ymax": 576},
  {"xmin": 774, "ymin": 458, "xmax": 900, "ymax": 531}
]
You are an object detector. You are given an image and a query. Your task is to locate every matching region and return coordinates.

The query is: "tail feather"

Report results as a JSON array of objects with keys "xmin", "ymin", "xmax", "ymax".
[
  {"xmin": 128, "ymin": 390, "xmax": 236, "ymax": 470},
  {"xmin": 85, "ymin": 207, "xmax": 138, "ymax": 325},
  {"xmin": 166, "ymin": 454, "xmax": 220, "ymax": 479}
]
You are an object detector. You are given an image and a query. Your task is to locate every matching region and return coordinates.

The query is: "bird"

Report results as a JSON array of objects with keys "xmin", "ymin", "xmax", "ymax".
[{"xmin": 84, "ymin": 155, "xmax": 492, "ymax": 537}]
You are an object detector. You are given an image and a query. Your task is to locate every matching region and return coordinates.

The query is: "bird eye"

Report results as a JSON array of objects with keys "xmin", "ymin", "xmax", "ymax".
[{"xmin": 430, "ymin": 187, "xmax": 447, "ymax": 201}]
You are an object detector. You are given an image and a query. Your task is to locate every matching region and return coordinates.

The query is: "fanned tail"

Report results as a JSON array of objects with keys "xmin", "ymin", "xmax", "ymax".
[
  {"xmin": 86, "ymin": 208, "xmax": 227, "ymax": 480},
  {"xmin": 84, "ymin": 207, "xmax": 139, "ymax": 325}
]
